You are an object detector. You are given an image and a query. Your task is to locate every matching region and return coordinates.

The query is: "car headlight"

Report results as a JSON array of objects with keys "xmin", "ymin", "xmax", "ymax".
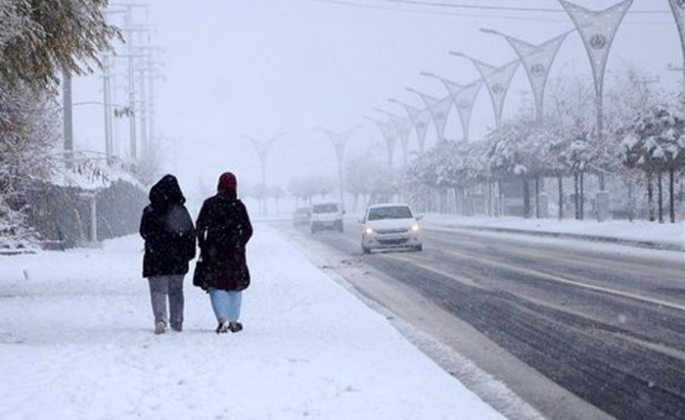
[
  {"xmin": 365, "ymin": 227, "xmax": 374, "ymax": 235},
  {"xmin": 411, "ymin": 224, "xmax": 420, "ymax": 232}
]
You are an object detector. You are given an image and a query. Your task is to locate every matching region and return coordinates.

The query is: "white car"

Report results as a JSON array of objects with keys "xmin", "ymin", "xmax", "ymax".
[
  {"xmin": 359, "ymin": 203, "xmax": 422, "ymax": 253},
  {"xmin": 310, "ymin": 202, "xmax": 344, "ymax": 233},
  {"xmin": 292, "ymin": 207, "xmax": 311, "ymax": 226}
]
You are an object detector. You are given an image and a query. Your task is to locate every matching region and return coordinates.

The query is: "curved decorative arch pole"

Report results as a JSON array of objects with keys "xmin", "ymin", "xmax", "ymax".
[
  {"xmin": 243, "ymin": 132, "xmax": 285, "ymax": 215},
  {"xmin": 450, "ymin": 52, "xmax": 520, "ymax": 129},
  {"xmin": 374, "ymin": 109, "xmax": 413, "ymax": 167},
  {"xmin": 387, "ymin": 98, "xmax": 433, "ymax": 155},
  {"xmin": 558, "ymin": 0, "xmax": 633, "ymax": 146},
  {"xmin": 316, "ymin": 126, "xmax": 359, "ymax": 210},
  {"xmin": 421, "ymin": 72, "xmax": 483, "ymax": 142},
  {"xmin": 668, "ymin": 0, "xmax": 685, "ymax": 88},
  {"xmin": 405, "ymin": 88, "xmax": 453, "ymax": 143},
  {"xmin": 480, "ymin": 29, "xmax": 572, "ymax": 122},
  {"xmin": 365, "ymin": 116, "xmax": 399, "ymax": 171}
]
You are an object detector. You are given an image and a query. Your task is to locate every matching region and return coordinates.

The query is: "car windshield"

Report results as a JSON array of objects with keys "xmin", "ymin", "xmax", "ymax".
[
  {"xmin": 312, "ymin": 204, "xmax": 338, "ymax": 213},
  {"xmin": 367, "ymin": 206, "xmax": 412, "ymax": 221}
]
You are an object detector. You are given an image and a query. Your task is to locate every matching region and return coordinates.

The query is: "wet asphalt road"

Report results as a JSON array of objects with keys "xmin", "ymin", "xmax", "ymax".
[{"xmin": 275, "ymin": 220, "xmax": 685, "ymax": 420}]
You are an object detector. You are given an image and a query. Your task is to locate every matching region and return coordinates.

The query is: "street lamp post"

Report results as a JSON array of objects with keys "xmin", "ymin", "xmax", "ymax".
[
  {"xmin": 420, "ymin": 72, "xmax": 483, "ymax": 142},
  {"xmin": 449, "ymin": 52, "xmax": 520, "ymax": 130},
  {"xmin": 405, "ymin": 87, "xmax": 452, "ymax": 143},
  {"xmin": 449, "ymin": 53, "xmax": 521, "ymax": 217},
  {"xmin": 387, "ymin": 98, "xmax": 432, "ymax": 155},
  {"xmin": 373, "ymin": 108, "xmax": 412, "ymax": 167},
  {"xmin": 558, "ymin": 0, "xmax": 634, "ymax": 221},
  {"xmin": 387, "ymin": 98, "xmax": 436, "ymax": 213},
  {"xmin": 480, "ymin": 28, "xmax": 571, "ymax": 122},
  {"xmin": 365, "ymin": 116, "xmax": 398, "ymax": 171},
  {"xmin": 419, "ymin": 72, "xmax": 491, "ymax": 216},
  {"xmin": 668, "ymin": 0, "xmax": 685, "ymax": 90},
  {"xmin": 478, "ymin": 29, "xmax": 571, "ymax": 220},
  {"xmin": 405, "ymin": 88, "xmax": 455, "ymax": 213},
  {"xmin": 316, "ymin": 126, "xmax": 358, "ymax": 211},
  {"xmin": 244, "ymin": 133, "xmax": 285, "ymax": 216}
]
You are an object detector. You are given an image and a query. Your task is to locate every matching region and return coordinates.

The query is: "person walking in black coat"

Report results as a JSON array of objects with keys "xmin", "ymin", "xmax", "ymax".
[
  {"xmin": 194, "ymin": 171, "xmax": 253, "ymax": 334},
  {"xmin": 140, "ymin": 174, "xmax": 196, "ymax": 334}
]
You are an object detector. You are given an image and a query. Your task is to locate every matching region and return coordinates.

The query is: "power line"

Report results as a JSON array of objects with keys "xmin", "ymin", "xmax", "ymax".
[
  {"xmin": 368, "ymin": 0, "xmax": 669, "ymax": 15},
  {"xmin": 299, "ymin": 0, "xmax": 671, "ymax": 20},
  {"xmin": 298, "ymin": 0, "xmax": 564, "ymax": 21},
  {"xmin": 373, "ymin": 0, "xmax": 566, "ymax": 13}
]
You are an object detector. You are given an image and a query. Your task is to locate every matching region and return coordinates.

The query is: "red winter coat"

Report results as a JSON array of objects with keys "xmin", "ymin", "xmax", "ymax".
[{"xmin": 193, "ymin": 184, "xmax": 253, "ymax": 291}]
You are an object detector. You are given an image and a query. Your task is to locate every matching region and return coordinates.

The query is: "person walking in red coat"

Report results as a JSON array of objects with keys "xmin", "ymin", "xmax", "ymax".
[{"xmin": 194, "ymin": 172, "xmax": 253, "ymax": 334}]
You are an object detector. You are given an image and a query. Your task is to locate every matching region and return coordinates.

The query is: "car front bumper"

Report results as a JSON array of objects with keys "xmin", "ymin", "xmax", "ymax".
[{"xmin": 362, "ymin": 230, "xmax": 422, "ymax": 249}]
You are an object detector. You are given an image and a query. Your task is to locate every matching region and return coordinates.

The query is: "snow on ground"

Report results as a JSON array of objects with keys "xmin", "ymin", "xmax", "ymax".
[
  {"xmin": 422, "ymin": 214, "xmax": 685, "ymax": 250},
  {"xmin": 0, "ymin": 223, "xmax": 504, "ymax": 420}
]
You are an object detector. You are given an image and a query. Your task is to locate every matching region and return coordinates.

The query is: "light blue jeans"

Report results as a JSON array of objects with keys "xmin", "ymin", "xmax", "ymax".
[{"xmin": 208, "ymin": 288, "xmax": 242, "ymax": 322}]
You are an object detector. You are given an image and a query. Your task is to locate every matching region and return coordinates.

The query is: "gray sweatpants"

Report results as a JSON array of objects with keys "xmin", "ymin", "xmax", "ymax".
[{"xmin": 148, "ymin": 275, "xmax": 185, "ymax": 329}]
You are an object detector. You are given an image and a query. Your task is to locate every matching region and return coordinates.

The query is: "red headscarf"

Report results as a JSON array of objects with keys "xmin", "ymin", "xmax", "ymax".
[{"xmin": 217, "ymin": 172, "xmax": 237, "ymax": 198}]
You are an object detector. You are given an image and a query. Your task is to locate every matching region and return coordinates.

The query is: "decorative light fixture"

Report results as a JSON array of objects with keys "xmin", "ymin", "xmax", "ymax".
[
  {"xmin": 481, "ymin": 29, "xmax": 572, "ymax": 121},
  {"xmin": 450, "ymin": 52, "xmax": 520, "ymax": 129}
]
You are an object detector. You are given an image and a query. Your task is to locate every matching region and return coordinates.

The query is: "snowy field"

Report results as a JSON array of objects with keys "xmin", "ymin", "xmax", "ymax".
[{"xmin": 0, "ymin": 223, "xmax": 505, "ymax": 420}]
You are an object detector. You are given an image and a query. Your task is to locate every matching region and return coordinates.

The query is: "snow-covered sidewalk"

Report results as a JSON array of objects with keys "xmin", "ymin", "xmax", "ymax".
[{"xmin": 0, "ymin": 224, "xmax": 505, "ymax": 420}]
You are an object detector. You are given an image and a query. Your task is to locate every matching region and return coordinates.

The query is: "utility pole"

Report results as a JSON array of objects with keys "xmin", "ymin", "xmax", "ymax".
[
  {"xmin": 124, "ymin": 6, "xmax": 137, "ymax": 159},
  {"xmin": 111, "ymin": 3, "xmax": 150, "ymax": 159},
  {"xmin": 147, "ymin": 69, "xmax": 160, "ymax": 148},
  {"xmin": 132, "ymin": 45, "xmax": 163, "ymax": 154},
  {"xmin": 62, "ymin": 69, "xmax": 74, "ymax": 167},
  {"xmin": 102, "ymin": 55, "xmax": 114, "ymax": 164}
]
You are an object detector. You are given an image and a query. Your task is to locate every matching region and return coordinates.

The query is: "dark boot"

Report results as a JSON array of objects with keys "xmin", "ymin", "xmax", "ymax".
[{"xmin": 216, "ymin": 319, "xmax": 229, "ymax": 334}]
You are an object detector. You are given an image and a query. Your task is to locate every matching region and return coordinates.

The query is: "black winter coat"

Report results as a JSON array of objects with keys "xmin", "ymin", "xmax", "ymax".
[
  {"xmin": 140, "ymin": 175, "xmax": 196, "ymax": 278},
  {"xmin": 194, "ymin": 194, "xmax": 253, "ymax": 291}
]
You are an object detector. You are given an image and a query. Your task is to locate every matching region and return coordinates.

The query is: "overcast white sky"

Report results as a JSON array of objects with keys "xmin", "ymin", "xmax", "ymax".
[{"xmin": 71, "ymin": 0, "xmax": 682, "ymax": 198}]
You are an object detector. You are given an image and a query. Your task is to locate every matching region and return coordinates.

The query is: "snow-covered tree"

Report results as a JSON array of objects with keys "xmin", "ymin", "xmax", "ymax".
[
  {"xmin": 546, "ymin": 75, "xmax": 598, "ymax": 219},
  {"xmin": 288, "ymin": 175, "xmax": 335, "ymax": 205},
  {"xmin": 0, "ymin": 0, "xmax": 119, "ymax": 91},
  {"xmin": 345, "ymin": 150, "xmax": 399, "ymax": 209},
  {"xmin": 485, "ymin": 116, "xmax": 560, "ymax": 218},
  {"xmin": 0, "ymin": 80, "xmax": 60, "ymax": 249},
  {"xmin": 0, "ymin": 0, "xmax": 119, "ymax": 248},
  {"xmin": 621, "ymin": 99, "xmax": 685, "ymax": 223}
]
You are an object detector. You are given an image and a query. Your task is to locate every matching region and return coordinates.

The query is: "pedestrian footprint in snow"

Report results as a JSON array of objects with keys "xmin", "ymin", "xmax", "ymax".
[
  {"xmin": 140, "ymin": 174, "xmax": 197, "ymax": 335},
  {"xmin": 193, "ymin": 171, "xmax": 253, "ymax": 334}
]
